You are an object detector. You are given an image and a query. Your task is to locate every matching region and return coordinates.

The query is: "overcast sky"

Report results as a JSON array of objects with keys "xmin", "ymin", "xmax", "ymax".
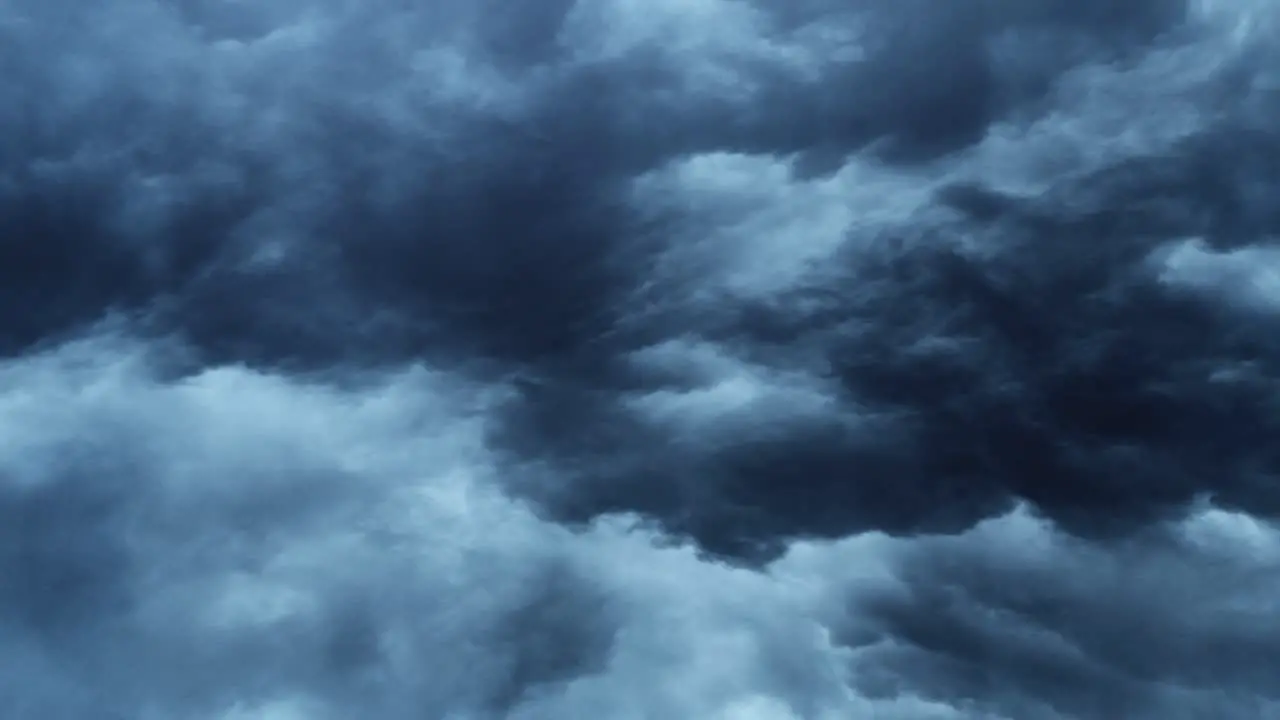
[{"xmin": 2, "ymin": 1, "xmax": 1280, "ymax": 718}]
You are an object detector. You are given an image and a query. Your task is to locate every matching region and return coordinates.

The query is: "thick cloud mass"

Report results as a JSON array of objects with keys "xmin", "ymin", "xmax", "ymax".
[{"xmin": 3, "ymin": 0, "xmax": 1280, "ymax": 717}]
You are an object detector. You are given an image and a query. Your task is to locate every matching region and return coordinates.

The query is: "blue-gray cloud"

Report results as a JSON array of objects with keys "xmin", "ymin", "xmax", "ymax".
[{"xmin": 3, "ymin": 0, "xmax": 1280, "ymax": 717}]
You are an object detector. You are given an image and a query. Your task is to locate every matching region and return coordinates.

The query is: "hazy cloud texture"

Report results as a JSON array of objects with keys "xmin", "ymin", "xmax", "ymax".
[{"xmin": 3, "ymin": 0, "xmax": 1280, "ymax": 717}]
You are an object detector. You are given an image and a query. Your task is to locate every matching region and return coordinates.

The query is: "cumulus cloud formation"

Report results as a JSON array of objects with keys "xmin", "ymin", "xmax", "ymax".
[{"xmin": 3, "ymin": 0, "xmax": 1280, "ymax": 717}]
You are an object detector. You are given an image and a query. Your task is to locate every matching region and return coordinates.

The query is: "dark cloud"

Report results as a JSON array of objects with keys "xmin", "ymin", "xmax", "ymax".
[
  {"xmin": 4, "ymin": 0, "xmax": 1280, "ymax": 717},
  {"xmin": 0, "ymin": 468, "xmax": 133, "ymax": 636},
  {"xmin": 494, "ymin": 56, "xmax": 1280, "ymax": 560},
  {"xmin": 840, "ymin": 509, "xmax": 1280, "ymax": 719}
]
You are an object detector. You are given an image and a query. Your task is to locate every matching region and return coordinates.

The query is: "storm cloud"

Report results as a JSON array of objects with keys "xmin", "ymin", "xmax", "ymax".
[{"xmin": 2, "ymin": 0, "xmax": 1279, "ymax": 717}]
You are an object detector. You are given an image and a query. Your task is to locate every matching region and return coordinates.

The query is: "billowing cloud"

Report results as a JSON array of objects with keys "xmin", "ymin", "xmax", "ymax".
[
  {"xmin": 841, "ymin": 507, "xmax": 1280, "ymax": 719},
  {"xmin": 3, "ymin": 0, "xmax": 1280, "ymax": 717}
]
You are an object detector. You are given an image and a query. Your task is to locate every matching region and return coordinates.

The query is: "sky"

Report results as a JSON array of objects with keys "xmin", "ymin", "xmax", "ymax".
[{"xmin": 2, "ymin": 0, "xmax": 1280, "ymax": 718}]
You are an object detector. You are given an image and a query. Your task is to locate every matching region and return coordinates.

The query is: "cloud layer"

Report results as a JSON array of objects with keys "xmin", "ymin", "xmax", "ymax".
[{"xmin": 3, "ymin": 0, "xmax": 1280, "ymax": 717}]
